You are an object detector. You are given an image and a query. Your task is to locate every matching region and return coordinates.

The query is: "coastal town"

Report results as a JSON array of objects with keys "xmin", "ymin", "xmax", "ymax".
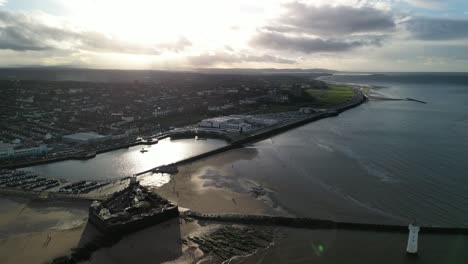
[
  {"xmin": 3, "ymin": 70, "xmax": 453, "ymax": 264},
  {"xmin": 0, "ymin": 71, "xmax": 368, "ymax": 264},
  {"xmin": 0, "ymin": 71, "xmax": 367, "ymax": 206},
  {"xmin": 0, "ymin": 72, "xmax": 357, "ymax": 169}
]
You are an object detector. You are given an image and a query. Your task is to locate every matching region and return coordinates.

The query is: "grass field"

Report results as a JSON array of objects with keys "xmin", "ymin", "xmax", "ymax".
[
  {"xmin": 304, "ymin": 89, "xmax": 324, "ymax": 97},
  {"xmin": 317, "ymin": 85, "xmax": 354, "ymax": 106}
]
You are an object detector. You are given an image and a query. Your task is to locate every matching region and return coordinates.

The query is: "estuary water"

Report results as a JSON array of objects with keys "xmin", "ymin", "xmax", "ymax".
[
  {"xmin": 26, "ymin": 138, "xmax": 226, "ymax": 181},
  {"xmin": 25, "ymin": 73, "xmax": 468, "ymax": 227},
  {"xmin": 181, "ymin": 73, "xmax": 468, "ymax": 227},
  {"xmin": 246, "ymin": 73, "xmax": 468, "ymax": 226}
]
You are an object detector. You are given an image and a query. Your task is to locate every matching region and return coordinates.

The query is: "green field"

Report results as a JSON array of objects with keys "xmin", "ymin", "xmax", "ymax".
[
  {"xmin": 317, "ymin": 85, "xmax": 354, "ymax": 106},
  {"xmin": 304, "ymin": 89, "xmax": 324, "ymax": 97}
]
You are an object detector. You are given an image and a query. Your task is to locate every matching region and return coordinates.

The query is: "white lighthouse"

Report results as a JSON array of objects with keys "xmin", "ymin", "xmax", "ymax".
[{"xmin": 406, "ymin": 223, "xmax": 420, "ymax": 254}]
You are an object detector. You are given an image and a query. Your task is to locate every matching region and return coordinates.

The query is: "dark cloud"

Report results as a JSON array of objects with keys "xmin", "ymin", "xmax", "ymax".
[
  {"xmin": 250, "ymin": 2, "xmax": 394, "ymax": 54},
  {"xmin": 0, "ymin": 11, "xmax": 72, "ymax": 51},
  {"xmin": 404, "ymin": 17, "xmax": 468, "ymax": 40},
  {"xmin": 0, "ymin": 26, "xmax": 51, "ymax": 51},
  {"xmin": 251, "ymin": 31, "xmax": 384, "ymax": 53},
  {"xmin": 266, "ymin": 2, "xmax": 395, "ymax": 36},
  {"xmin": 188, "ymin": 51, "xmax": 296, "ymax": 66},
  {"xmin": 0, "ymin": 11, "xmax": 189, "ymax": 54}
]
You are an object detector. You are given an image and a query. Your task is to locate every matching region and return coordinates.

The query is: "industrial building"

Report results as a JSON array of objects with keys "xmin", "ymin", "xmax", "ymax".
[
  {"xmin": 199, "ymin": 116, "xmax": 253, "ymax": 133},
  {"xmin": 198, "ymin": 115, "xmax": 278, "ymax": 133},
  {"xmin": 62, "ymin": 132, "xmax": 110, "ymax": 144}
]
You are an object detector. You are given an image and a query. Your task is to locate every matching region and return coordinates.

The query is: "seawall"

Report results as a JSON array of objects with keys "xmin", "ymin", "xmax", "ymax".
[{"xmin": 185, "ymin": 212, "xmax": 468, "ymax": 235}]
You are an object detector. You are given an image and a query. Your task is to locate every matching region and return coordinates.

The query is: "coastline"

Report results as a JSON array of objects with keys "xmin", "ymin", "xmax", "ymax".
[
  {"xmin": 2, "ymin": 86, "xmax": 365, "ymax": 171},
  {"xmin": 137, "ymin": 87, "xmax": 366, "ymax": 176}
]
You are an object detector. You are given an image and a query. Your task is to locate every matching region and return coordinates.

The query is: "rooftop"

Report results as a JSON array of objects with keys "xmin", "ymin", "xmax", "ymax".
[{"xmin": 63, "ymin": 132, "xmax": 107, "ymax": 141}]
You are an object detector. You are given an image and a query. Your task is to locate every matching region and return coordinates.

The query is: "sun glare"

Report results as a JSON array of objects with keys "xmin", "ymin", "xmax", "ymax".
[{"xmin": 62, "ymin": 0, "xmax": 282, "ymax": 52}]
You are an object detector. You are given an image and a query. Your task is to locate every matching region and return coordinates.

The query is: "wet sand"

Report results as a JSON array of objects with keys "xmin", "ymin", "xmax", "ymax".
[
  {"xmin": 0, "ymin": 196, "xmax": 88, "ymax": 264},
  {"xmin": 240, "ymin": 228, "xmax": 468, "ymax": 264},
  {"xmin": 0, "ymin": 226, "xmax": 86, "ymax": 264},
  {"xmin": 149, "ymin": 148, "xmax": 282, "ymax": 216},
  {"xmin": 147, "ymin": 146, "xmax": 400, "ymax": 225},
  {"xmin": 1, "ymin": 138, "xmax": 466, "ymax": 263},
  {"xmin": 82, "ymin": 218, "xmax": 213, "ymax": 264}
]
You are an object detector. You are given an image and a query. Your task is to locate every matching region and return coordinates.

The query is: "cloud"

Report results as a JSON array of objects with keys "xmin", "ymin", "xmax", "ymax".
[
  {"xmin": 0, "ymin": 10, "xmax": 189, "ymax": 54},
  {"xmin": 188, "ymin": 51, "xmax": 296, "ymax": 66},
  {"xmin": 265, "ymin": 2, "xmax": 396, "ymax": 36},
  {"xmin": 156, "ymin": 37, "xmax": 192, "ymax": 53},
  {"xmin": 250, "ymin": 2, "xmax": 394, "ymax": 54},
  {"xmin": 0, "ymin": 25, "xmax": 51, "ymax": 51},
  {"xmin": 251, "ymin": 31, "xmax": 385, "ymax": 53},
  {"xmin": 76, "ymin": 31, "xmax": 161, "ymax": 54},
  {"xmin": 404, "ymin": 17, "xmax": 468, "ymax": 40}
]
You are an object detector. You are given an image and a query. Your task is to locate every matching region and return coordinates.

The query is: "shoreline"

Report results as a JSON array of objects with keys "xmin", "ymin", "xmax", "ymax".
[
  {"xmin": 137, "ymin": 87, "xmax": 366, "ymax": 176},
  {"xmin": 2, "ymin": 86, "xmax": 365, "ymax": 171}
]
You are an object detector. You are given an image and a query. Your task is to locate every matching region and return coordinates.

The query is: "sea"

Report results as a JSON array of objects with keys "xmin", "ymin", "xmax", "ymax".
[
  {"xmin": 25, "ymin": 73, "xmax": 468, "ymax": 227},
  {"xmin": 238, "ymin": 73, "xmax": 468, "ymax": 226}
]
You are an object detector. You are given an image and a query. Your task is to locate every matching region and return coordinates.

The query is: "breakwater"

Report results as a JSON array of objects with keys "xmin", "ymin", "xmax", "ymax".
[
  {"xmin": 136, "ymin": 88, "xmax": 366, "ymax": 176},
  {"xmin": 0, "ymin": 187, "xmax": 102, "ymax": 203},
  {"xmin": 185, "ymin": 212, "xmax": 468, "ymax": 235}
]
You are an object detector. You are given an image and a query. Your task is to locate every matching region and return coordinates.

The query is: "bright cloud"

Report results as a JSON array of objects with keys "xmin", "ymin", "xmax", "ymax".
[{"xmin": 0, "ymin": 0, "xmax": 467, "ymax": 71}]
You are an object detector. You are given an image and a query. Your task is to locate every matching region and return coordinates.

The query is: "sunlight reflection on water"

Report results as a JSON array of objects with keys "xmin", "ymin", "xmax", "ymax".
[{"xmin": 26, "ymin": 138, "xmax": 226, "ymax": 181}]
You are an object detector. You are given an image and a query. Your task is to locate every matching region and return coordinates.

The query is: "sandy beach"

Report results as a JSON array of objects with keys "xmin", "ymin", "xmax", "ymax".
[
  {"xmin": 1, "ymin": 142, "xmax": 467, "ymax": 264},
  {"xmin": 0, "ymin": 196, "xmax": 89, "ymax": 264},
  {"xmin": 149, "ymin": 148, "xmax": 283, "ymax": 216}
]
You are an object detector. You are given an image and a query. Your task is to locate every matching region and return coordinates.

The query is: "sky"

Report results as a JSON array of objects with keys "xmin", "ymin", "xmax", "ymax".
[{"xmin": 1, "ymin": 0, "xmax": 468, "ymax": 71}]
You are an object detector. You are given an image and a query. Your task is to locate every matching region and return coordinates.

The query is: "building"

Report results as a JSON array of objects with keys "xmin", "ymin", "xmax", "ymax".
[
  {"xmin": 88, "ymin": 179, "xmax": 179, "ymax": 236},
  {"xmin": 62, "ymin": 132, "xmax": 110, "ymax": 144},
  {"xmin": 406, "ymin": 223, "xmax": 420, "ymax": 254},
  {"xmin": 199, "ymin": 116, "xmax": 253, "ymax": 133},
  {"xmin": 0, "ymin": 143, "xmax": 48, "ymax": 159},
  {"xmin": 291, "ymin": 83, "xmax": 303, "ymax": 97}
]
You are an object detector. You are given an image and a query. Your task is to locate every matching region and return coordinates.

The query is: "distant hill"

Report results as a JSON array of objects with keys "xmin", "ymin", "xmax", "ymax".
[
  {"xmin": 194, "ymin": 68, "xmax": 337, "ymax": 75},
  {"xmin": 0, "ymin": 67, "xmax": 336, "ymax": 82}
]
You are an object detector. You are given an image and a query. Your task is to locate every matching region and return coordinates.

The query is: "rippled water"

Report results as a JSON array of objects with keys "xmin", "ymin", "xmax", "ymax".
[
  {"xmin": 26, "ymin": 138, "xmax": 226, "ymax": 181},
  {"xmin": 198, "ymin": 73, "xmax": 468, "ymax": 226},
  {"xmin": 270, "ymin": 74, "xmax": 468, "ymax": 225},
  {"xmin": 24, "ymin": 73, "xmax": 468, "ymax": 227}
]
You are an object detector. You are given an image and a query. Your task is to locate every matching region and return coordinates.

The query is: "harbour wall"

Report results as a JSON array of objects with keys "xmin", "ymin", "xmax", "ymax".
[{"xmin": 185, "ymin": 212, "xmax": 468, "ymax": 235}]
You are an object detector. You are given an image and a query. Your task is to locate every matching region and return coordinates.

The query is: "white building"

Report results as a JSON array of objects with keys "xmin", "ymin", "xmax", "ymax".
[
  {"xmin": 406, "ymin": 223, "xmax": 420, "ymax": 254},
  {"xmin": 199, "ymin": 116, "xmax": 253, "ymax": 133},
  {"xmin": 0, "ymin": 143, "xmax": 48, "ymax": 159},
  {"xmin": 62, "ymin": 132, "xmax": 110, "ymax": 144}
]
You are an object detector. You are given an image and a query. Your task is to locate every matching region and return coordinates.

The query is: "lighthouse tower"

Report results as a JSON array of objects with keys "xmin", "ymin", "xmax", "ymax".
[{"xmin": 406, "ymin": 223, "xmax": 420, "ymax": 254}]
